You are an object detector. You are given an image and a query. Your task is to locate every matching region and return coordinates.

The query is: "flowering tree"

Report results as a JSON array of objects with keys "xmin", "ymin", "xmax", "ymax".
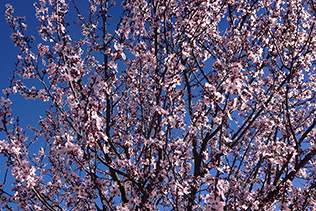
[{"xmin": 1, "ymin": 0, "xmax": 316, "ymax": 210}]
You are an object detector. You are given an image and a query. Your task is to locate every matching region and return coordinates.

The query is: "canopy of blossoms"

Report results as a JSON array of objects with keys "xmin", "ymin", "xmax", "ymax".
[{"xmin": 1, "ymin": 0, "xmax": 316, "ymax": 210}]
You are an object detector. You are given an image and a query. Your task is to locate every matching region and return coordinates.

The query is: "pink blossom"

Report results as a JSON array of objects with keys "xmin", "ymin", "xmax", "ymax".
[{"xmin": 1, "ymin": 1, "xmax": 316, "ymax": 210}]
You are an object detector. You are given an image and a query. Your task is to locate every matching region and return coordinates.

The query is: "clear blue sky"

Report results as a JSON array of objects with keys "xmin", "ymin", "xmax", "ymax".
[
  {"xmin": 0, "ymin": 0, "xmax": 124, "ymax": 204},
  {"xmin": 0, "ymin": 0, "xmax": 122, "ymax": 134},
  {"xmin": 0, "ymin": 0, "xmax": 48, "ymax": 132},
  {"xmin": 0, "ymin": 0, "xmax": 49, "ymax": 204}
]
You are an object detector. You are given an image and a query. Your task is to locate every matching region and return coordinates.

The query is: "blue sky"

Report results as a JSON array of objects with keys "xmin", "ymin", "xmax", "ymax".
[
  {"xmin": 0, "ymin": 1, "xmax": 124, "ymax": 208},
  {"xmin": 0, "ymin": 0, "xmax": 123, "ymax": 161},
  {"xmin": 0, "ymin": 0, "xmax": 48, "ymax": 133},
  {"xmin": 0, "ymin": 0, "xmax": 47, "ymax": 206},
  {"xmin": 0, "ymin": 0, "xmax": 122, "ymax": 137}
]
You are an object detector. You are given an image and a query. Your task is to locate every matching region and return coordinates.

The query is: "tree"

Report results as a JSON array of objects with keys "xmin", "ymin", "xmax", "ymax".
[{"xmin": 1, "ymin": 0, "xmax": 316, "ymax": 210}]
